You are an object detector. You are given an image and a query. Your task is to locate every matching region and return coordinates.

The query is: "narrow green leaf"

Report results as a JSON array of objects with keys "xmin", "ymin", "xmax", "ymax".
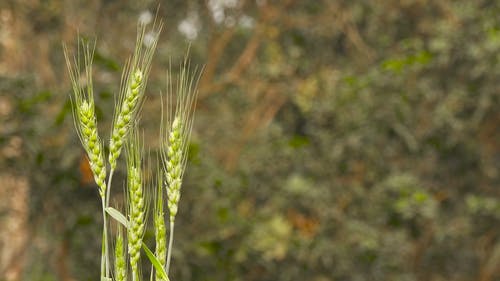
[
  {"xmin": 101, "ymin": 278, "xmax": 112, "ymax": 281},
  {"xmin": 106, "ymin": 207, "xmax": 129, "ymax": 228},
  {"xmin": 142, "ymin": 242, "xmax": 170, "ymax": 281}
]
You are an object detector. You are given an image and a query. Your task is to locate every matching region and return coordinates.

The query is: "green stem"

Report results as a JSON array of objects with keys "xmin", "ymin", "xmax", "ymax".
[
  {"xmin": 101, "ymin": 230, "xmax": 105, "ymax": 278},
  {"xmin": 106, "ymin": 169, "xmax": 115, "ymax": 207},
  {"xmin": 101, "ymin": 198, "xmax": 110, "ymax": 278},
  {"xmin": 101, "ymin": 168, "xmax": 115, "ymax": 279},
  {"xmin": 166, "ymin": 220, "xmax": 175, "ymax": 275}
]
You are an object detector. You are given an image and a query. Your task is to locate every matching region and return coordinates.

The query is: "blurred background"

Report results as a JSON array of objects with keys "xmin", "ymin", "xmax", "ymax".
[{"xmin": 0, "ymin": 0, "xmax": 499, "ymax": 280}]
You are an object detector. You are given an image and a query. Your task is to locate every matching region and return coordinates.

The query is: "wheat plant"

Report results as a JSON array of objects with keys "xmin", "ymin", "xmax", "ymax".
[
  {"xmin": 161, "ymin": 57, "xmax": 200, "ymax": 274},
  {"xmin": 125, "ymin": 127, "xmax": 146, "ymax": 281},
  {"xmin": 64, "ymin": 16, "xmax": 200, "ymax": 281}
]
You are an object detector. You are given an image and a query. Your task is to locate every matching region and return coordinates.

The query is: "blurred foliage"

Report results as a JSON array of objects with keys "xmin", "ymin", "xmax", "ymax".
[{"xmin": 0, "ymin": 0, "xmax": 499, "ymax": 281}]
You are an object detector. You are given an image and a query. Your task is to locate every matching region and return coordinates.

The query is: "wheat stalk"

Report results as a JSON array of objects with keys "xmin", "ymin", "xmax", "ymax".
[
  {"xmin": 104, "ymin": 20, "xmax": 161, "ymax": 280},
  {"xmin": 126, "ymin": 127, "xmax": 146, "ymax": 281},
  {"xmin": 161, "ymin": 55, "xmax": 201, "ymax": 273},
  {"xmin": 63, "ymin": 40, "xmax": 113, "ymax": 278}
]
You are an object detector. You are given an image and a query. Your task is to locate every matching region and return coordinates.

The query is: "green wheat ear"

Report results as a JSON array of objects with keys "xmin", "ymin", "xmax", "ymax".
[
  {"xmin": 63, "ymin": 40, "xmax": 107, "ymax": 198},
  {"xmin": 126, "ymin": 126, "xmax": 146, "ymax": 280},
  {"xmin": 114, "ymin": 226, "xmax": 127, "ymax": 281},
  {"xmin": 161, "ymin": 54, "xmax": 202, "ymax": 273},
  {"xmin": 154, "ymin": 163, "xmax": 167, "ymax": 280},
  {"xmin": 162, "ymin": 56, "xmax": 201, "ymax": 222},
  {"xmin": 109, "ymin": 20, "xmax": 163, "ymax": 171}
]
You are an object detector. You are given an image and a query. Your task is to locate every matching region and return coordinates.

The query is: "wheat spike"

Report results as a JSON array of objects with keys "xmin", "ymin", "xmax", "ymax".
[
  {"xmin": 114, "ymin": 226, "xmax": 127, "ymax": 281},
  {"xmin": 109, "ymin": 21, "xmax": 162, "ymax": 171},
  {"xmin": 161, "ymin": 54, "xmax": 202, "ymax": 274},
  {"xmin": 162, "ymin": 56, "xmax": 200, "ymax": 222},
  {"xmin": 154, "ymin": 166, "xmax": 167, "ymax": 280},
  {"xmin": 63, "ymin": 40, "xmax": 107, "ymax": 198},
  {"xmin": 126, "ymin": 127, "xmax": 146, "ymax": 280}
]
